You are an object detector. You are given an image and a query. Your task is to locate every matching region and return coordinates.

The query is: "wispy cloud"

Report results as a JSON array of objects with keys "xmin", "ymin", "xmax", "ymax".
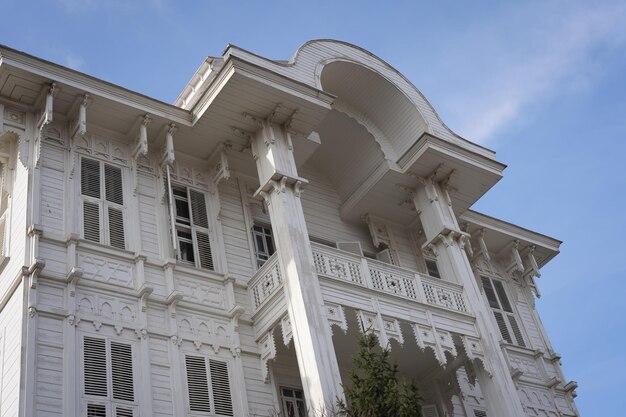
[
  {"xmin": 55, "ymin": 0, "xmax": 169, "ymax": 14},
  {"xmin": 432, "ymin": 2, "xmax": 626, "ymax": 145},
  {"xmin": 65, "ymin": 53, "xmax": 85, "ymax": 71}
]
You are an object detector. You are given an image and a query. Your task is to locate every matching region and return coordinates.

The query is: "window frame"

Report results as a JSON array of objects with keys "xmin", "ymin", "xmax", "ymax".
[
  {"xmin": 182, "ymin": 352, "xmax": 234, "ymax": 417},
  {"xmin": 170, "ymin": 184, "xmax": 215, "ymax": 271},
  {"xmin": 279, "ymin": 386, "xmax": 307, "ymax": 417},
  {"xmin": 423, "ymin": 254, "xmax": 441, "ymax": 279},
  {"xmin": 79, "ymin": 334, "xmax": 138, "ymax": 417},
  {"xmin": 79, "ymin": 156, "xmax": 126, "ymax": 249},
  {"xmin": 480, "ymin": 274, "xmax": 527, "ymax": 347},
  {"xmin": 252, "ymin": 224, "xmax": 275, "ymax": 268}
]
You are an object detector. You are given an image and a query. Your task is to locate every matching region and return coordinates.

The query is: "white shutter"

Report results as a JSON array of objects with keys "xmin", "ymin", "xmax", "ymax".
[
  {"xmin": 81, "ymin": 158, "xmax": 101, "ymax": 198},
  {"xmin": 108, "ymin": 207, "xmax": 125, "ymax": 249},
  {"xmin": 84, "ymin": 337, "xmax": 108, "ymax": 397},
  {"xmin": 376, "ymin": 248, "xmax": 395, "ymax": 265},
  {"xmin": 111, "ymin": 342, "xmax": 134, "ymax": 402},
  {"xmin": 422, "ymin": 404, "xmax": 440, "ymax": 417},
  {"xmin": 210, "ymin": 359, "xmax": 233, "ymax": 416},
  {"xmin": 83, "ymin": 202, "xmax": 101, "ymax": 242},
  {"xmin": 336, "ymin": 241, "xmax": 363, "ymax": 256},
  {"xmin": 104, "ymin": 164, "xmax": 124, "ymax": 205},
  {"xmin": 196, "ymin": 231, "xmax": 214, "ymax": 270},
  {"xmin": 186, "ymin": 355, "xmax": 212, "ymax": 413},
  {"xmin": 165, "ymin": 166, "xmax": 178, "ymax": 253},
  {"xmin": 473, "ymin": 409, "xmax": 487, "ymax": 417},
  {"xmin": 87, "ymin": 404, "xmax": 107, "ymax": 417},
  {"xmin": 190, "ymin": 189, "xmax": 209, "ymax": 229},
  {"xmin": 507, "ymin": 315, "xmax": 526, "ymax": 347},
  {"xmin": 493, "ymin": 311, "xmax": 513, "ymax": 344},
  {"xmin": 115, "ymin": 407, "xmax": 134, "ymax": 417}
]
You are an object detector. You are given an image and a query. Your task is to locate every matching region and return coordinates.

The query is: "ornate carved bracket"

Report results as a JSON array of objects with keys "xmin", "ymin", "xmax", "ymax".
[
  {"xmin": 133, "ymin": 114, "xmax": 152, "ymax": 159},
  {"xmin": 259, "ymin": 330, "xmax": 277, "ymax": 383},
  {"xmin": 212, "ymin": 142, "xmax": 231, "ymax": 185},
  {"xmin": 325, "ymin": 302, "xmax": 348, "ymax": 335},
  {"xmin": 280, "ymin": 315, "xmax": 293, "ymax": 346}
]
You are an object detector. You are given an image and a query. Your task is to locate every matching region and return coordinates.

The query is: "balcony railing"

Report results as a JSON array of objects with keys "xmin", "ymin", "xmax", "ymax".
[
  {"xmin": 249, "ymin": 253, "xmax": 283, "ymax": 310},
  {"xmin": 311, "ymin": 242, "xmax": 469, "ymax": 314},
  {"xmin": 249, "ymin": 244, "xmax": 470, "ymax": 315}
]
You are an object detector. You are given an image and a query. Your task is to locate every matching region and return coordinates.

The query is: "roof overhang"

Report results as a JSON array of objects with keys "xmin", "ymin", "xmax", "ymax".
[
  {"xmin": 339, "ymin": 133, "xmax": 506, "ymax": 223},
  {"xmin": 187, "ymin": 55, "xmax": 335, "ymax": 150},
  {"xmin": 460, "ymin": 209, "xmax": 561, "ymax": 268}
]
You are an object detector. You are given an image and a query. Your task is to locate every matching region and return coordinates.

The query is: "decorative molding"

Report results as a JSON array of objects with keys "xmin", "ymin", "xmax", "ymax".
[
  {"xmin": 280, "ymin": 315, "xmax": 293, "ymax": 346},
  {"xmin": 363, "ymin": 213, "xmax": 393, "ymax": 249},
  {"xmin": 259, "ymin": 331, "xmax": 277, "ymax": 383},
  {"xmin": 462, "ymin": 335, "xmax": 492, "ymax": 376},
  {"xmin": 324, "ymin": 303, "xmax": 347, "ymax": 335}
]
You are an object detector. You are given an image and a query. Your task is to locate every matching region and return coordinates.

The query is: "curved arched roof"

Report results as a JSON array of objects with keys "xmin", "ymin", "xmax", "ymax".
[{"xmin": 199, "ymin": 39, "xmax": 496, "ymax": 161}]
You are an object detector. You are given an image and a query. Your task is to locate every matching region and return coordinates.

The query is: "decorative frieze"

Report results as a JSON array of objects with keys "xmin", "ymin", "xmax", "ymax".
[{"xmin": 77, "ymin": 252, "xmax": 134, "ymax": 288}]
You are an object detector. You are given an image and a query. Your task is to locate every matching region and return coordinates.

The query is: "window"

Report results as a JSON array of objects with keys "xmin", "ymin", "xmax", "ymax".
[
  {"xmin": 81, "ymin": 157, "xmax": 125, "ymax": 249},
  {"xmin": 171, "ymin": 185, "xmax": 214, "ymax": 270},
  {"xmin": 82, "ymin": 336, "xmax": 136, "ymax": 416},
  {"xmin": 480, "ymin": 276, "xmax": 526, "ymax": 347},
  {"xmin": 280, "ymin": 387, "xmax": 306, "ymax": 417},
  {"xmin": 184, "ymin": 354, "xmax": 234, "ymax": 416},
  {"xmin": 424, "ymin": 256, "xmax": 441, "ymax": 279},
  {"xmin": 252, "ymin": 224, "xmax": 275, "ymax": 267}
]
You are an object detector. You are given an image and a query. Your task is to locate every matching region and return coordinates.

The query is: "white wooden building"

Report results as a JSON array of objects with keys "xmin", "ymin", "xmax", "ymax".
[{"xmin": 0, "ymin": 40, "xmax": 579, "ymax": 417}]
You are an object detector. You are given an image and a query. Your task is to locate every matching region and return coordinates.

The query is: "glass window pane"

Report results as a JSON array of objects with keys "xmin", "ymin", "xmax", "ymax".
[{"xmin": 179, "ymin": 240, "xmax": 195, "ymax": 263}]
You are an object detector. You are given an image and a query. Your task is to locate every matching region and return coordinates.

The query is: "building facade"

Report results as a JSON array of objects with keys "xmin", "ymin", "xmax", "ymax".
[{"xmin": 0, "ymin": 40, "xmax": 578, "ymax": 417}]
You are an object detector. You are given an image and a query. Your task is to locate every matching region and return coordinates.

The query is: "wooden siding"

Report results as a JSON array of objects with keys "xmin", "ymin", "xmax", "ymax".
[
  {"xmin": 35, "ymin": 316, "xmax": 64, "ymax": 416},
  {"xmin": 0, "ymin": 283, "xmax": 23, "ymax": 417},
  {"xmin": 40, "ymin": 141, "xmax": 66, "ymax": 239},
  {"xmin": 299, "ymin": 164, "xmax": 375, "ymax": 253}
]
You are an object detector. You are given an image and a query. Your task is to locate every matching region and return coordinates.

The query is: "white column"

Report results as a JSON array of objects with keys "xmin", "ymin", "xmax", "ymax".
[
  {"xmin": 252, "ymin": 122, "xmax": 343, "ymax": 414},
  {"xmin": 413, "ymin": 178, "xmax": 526, "ymax": 417}
]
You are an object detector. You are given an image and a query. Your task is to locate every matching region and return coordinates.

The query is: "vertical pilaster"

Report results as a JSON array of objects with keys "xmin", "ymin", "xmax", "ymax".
[
  {"xmin": 252, "ymin": 122, "xmax": 343, "ymax": 413},
  {"xmin": 413, "ymin": 177, "xmax": 526, "ymax": 417}
]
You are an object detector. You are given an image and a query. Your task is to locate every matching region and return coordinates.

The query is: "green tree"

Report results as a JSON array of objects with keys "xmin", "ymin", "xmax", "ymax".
[{"xmin": 337, "ymin": 331, "xmax": 422, "ymax": 417}]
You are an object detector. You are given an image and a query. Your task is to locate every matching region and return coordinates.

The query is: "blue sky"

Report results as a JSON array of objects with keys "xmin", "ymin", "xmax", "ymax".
[{"xmin": 2, "ymin": 0, "xmax": 624, "ymax": 414}]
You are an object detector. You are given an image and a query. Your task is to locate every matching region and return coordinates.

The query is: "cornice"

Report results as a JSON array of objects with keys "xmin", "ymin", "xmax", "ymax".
[
  {"xmin": 460, "ymin": 210, "xmax": 562, "ymax": 252},
  {"xmin": 0, "ymin": 44, "xmax": 192, "ymax": 126}
]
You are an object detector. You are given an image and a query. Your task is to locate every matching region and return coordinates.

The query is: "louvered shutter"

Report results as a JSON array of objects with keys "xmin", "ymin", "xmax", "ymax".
[
  {"xmin": 108, "ymin": 207, "xmax": 125, "ymax": 249},
  {"xmin": 84, "ymin": 337, "xmax": 108, "ymax": 397},
  {"xmin": 190, "ymin": 189, "xmax": 209, "ymax": 229},
  {"xmin": 186, "ymin": 355, "xmax": 211, "ymax": 413},
  {"xmin": 196, "ymin": 231, "xmax": 214, "ymax": 270},
  {"xmin": 422, "ymin": 404, "xmax": 440, "ymax": 417},
  {"xmin": 87, "ymin": 404, "xmax": 107, "ymax": 417},
  {"xmin": 111, "ymin": 342, "xmax": 134, "ymax": 402},
  {"xmin": 492, "ymin": 280, "xmax": 512, "ymax": 312},
  {"xmin": 493, "ymin": 311, "xmax": 513, "ymax": 343},
  {"xmin": 83, "ymin": 202, "xmax": 101, "ymax": 242},
  {"xmin": 210, "ymin": 359, "xmax": 233, "ymax": 416},
  {"xmin": 473, "ymin": 410, "xmax": 487, "ymax": 417},
  {"xmin": 115, "ymin": 407, "xmax": 134, "ymax": 417},
  {"xmin": 480, "ymin": 276, "xmax": 501, "ymax": 309},
  {"xmin": 81, "ymin": 158, "xmax": 101, "ymax": 198},
  {"xmin": 104, "ymin": 164, "xmax": 124, "ymax": 205},
  {"xmin": 507, "ymin": 315, "xmax": 526, "ymax": 347},
  {"xmin": 165, "ymin": 166, "xmax": 178, "ymax": 252},
  {"xmin": 376, "ymin": 249, "xmax": 395, "ymax": 265},
  {"xmin": 104, "ymin": 164, "xmax": 125, "ymax": 249},
  {"xmin": 336, "ymin": 241, "xmax": 363, "ymax": 256}
]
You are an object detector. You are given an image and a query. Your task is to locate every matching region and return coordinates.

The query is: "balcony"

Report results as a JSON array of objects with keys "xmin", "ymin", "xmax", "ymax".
[
  {"xmin": 311, "ymin": 242, "xmax": 470, "ymax": 314},
  {"xmin": 249, "ymin": 242, "xmax": 471, "ymax": 316}
]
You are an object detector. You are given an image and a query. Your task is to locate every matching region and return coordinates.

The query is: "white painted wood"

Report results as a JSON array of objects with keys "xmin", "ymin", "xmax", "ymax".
[{"xmin": 0, "ymin": 41, "xmax": 578, "ymax": 417}]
